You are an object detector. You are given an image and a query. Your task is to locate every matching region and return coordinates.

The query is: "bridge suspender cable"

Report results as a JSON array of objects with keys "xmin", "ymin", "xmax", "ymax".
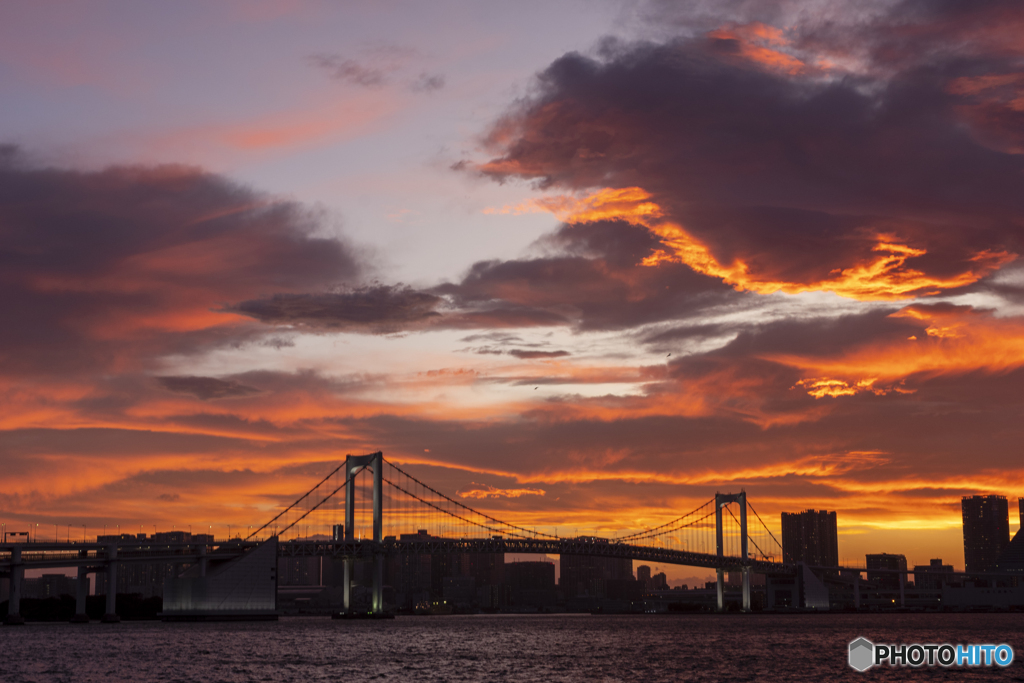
[
  {"xmin": 383, "ymin": 477, "xmax": 538, "ymax": 539},
  {"xmin": 384, "ymin": 458, "xmax": 562, "ymax": 540},
  {"xmin": 614, "ymin": 498, "xmax": 715, "ymax": 542},
  {"xmin": 620, "ymin": 508, "xmax": 717, "ymax": 543},
  {"xmin": 746, "ymin": 500, "xmax": 783, "ymax": 555}
]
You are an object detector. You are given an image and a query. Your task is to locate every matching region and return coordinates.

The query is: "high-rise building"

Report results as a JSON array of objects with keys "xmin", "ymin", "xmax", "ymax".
[
  {"xmin": 961, "ymin": 495, "xmax": 1010, "ymax": 573},
  {"xmin": 781, "ymin": 510, "xmax": 838, "ymax": 567},
  {"xmin": 866, "ymin": 553, "xmax": 907, "ymax": 590},
  {"xmin": 994, "ymin": 498, "xmax": 1024, "ymax": 573},
  {"xmin": 636, "ymin": 565, "xmax": 652, "ymax": 589}
]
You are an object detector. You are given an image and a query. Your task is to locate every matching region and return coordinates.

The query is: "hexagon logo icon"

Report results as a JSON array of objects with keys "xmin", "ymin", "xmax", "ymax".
[{"xmin": 849, "ymin": 637, "xmax": 875, "ymax": 671}]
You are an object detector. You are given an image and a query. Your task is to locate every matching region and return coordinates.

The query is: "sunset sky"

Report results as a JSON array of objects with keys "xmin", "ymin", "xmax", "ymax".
[{"xmin": 3, "ymin": 0, "xmax": 1024, "ymax": 577}]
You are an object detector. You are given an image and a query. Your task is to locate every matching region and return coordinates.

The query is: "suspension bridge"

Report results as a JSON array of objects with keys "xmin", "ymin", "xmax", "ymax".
[{"xmin": 1, "ymin": 451, "xmax": 786, "ymax": 622}]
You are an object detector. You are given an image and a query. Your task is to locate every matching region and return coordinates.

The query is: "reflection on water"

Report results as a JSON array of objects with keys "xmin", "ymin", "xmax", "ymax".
[{"xmin": 3, "ymin": 613, "xmax": 1023, "ymax": 682}]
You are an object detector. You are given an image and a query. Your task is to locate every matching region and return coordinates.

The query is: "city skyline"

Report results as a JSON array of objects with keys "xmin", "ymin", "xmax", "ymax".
[{"xmin": 3, "ymin": 0, "xmax": 1024, "ymax": 583}]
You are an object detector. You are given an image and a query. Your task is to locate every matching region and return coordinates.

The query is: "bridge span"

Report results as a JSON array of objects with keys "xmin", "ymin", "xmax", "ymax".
[{"xmin": 2, "ymin": 451, "xmax": 788, "ymax": 622}]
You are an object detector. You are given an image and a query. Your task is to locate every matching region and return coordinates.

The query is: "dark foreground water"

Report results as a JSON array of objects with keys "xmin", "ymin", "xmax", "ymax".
[{"xmin": 3, "ymin": 613, "xmax": 1024, "ymax": 682}]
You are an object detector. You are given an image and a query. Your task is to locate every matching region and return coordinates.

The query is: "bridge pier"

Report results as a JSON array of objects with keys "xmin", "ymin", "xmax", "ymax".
[
  {"xmin": 102, "ymin": 543, "xmax": 120, "ymax": 623},
  {"xmin": 343, "ymin": 557, "xmax": 353, "ymax": 611},
  {"xmin": 4, "ymin": 546, "xmax": 24, "ymax": 625},
  {"xmin": 742, "ymin": 566, "xmax": 750, "ymax": 612},
  {"xmin": 714, "ymin": 492, "xmax": 749, "ymax": 613},
  {"xmin": 71, "ymin": 549, "xmax": 90, "ymax": 623}
]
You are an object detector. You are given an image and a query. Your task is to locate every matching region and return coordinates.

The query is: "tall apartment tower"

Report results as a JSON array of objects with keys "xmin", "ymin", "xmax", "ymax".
[
  {"xmin": 961, "ymin": 495, "xmax": 1010, "ymax": 573},
  {"xmin": 781, "ymin": 509, "xmax": 838, "ymax": 567}
]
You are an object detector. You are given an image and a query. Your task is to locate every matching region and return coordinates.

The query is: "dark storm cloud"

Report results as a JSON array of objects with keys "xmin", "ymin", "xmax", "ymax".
[
  {"xmin": 432, "ymin": 221, "xmax": 742, "ymax": 332},
  {"xmin": 233, "ymin": 285, "xmax": 444, "ymax": 332},
  {"xmin": 157, "ymin": 376, "xmax": 262, "ymax": 400},
  {"xmin": 475, "ymin": 3, "xmax": 1024, "ymax": 295},
  {"xmin": 0, "ymin": 147, "xmax": 360, "ymax": 376},
  {"xmin": 230, "ymin": 221, "xmax": 738, "ymax": 334}
]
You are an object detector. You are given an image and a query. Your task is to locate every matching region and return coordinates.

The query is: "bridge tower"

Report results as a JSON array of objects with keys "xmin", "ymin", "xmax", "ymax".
[
  {"xmin": 715, "ymin": 492, "xmax": 751, "ymax": 612},
  {"xmin": 342, "ymin": 451, "xmax": 384, "ymax": 615}
]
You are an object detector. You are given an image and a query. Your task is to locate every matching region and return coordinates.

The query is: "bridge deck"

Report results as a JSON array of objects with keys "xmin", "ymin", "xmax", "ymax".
[{"xmin": 2, "ymin": 538, "xmax": 783, "ymax": 572}]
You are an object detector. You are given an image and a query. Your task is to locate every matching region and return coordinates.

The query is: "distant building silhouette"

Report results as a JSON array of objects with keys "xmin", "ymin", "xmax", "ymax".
[
  {"xmin": 866, "ymin": 553, "xmax": 907, "ymax": 589},
  {"xmin": 913, "ymin": 559, "xmax": 953, "ymax": 589},
  {"xmin": 560, "ymin": 538, "xmax": 633, "ymax": 599},
  {"xmin": 381, "ymin": 530, "xmax": 505, "ymax": 610},
  {"xmin": 505, "ymin": 560, "xmax": 557, "ymax": 609},
  {"xmin": 23, "ymin": 573, "xmax": 78, "ymax": 599},
  {"xmin": 781, "ymin": 510, "xmax": 838, "ymax": 567},
  {"xmin": 637, "ymin": 565, "xmax": 652, "ymax": 588},
  {"xmin": 962, "ymin": 495, "xmax": 1010, "ymax": 573}
]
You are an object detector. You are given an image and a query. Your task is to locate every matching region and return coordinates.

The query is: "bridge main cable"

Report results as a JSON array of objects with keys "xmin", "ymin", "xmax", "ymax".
[{"xmin": 246, "ymin": 464, "xmax": 366, "ymax": 541}]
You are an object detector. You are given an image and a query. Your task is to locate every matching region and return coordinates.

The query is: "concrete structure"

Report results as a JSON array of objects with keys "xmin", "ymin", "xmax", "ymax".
[
  {"xmin": 962, "ymin": 495, "xmax": 1010, "ymax": 573},
  {"xmin": 716, "ymin": 492, "xmax": 751, "ymax": 612},
  {"xmin": 765, "ymin": 564, "xmax": 829, "ymax": 610},
  {"xmin": 942, "ymin": 582, "xmax": 1024, "ymax": 610},
  {"xmin": 781, "ymin": 509, "xmax": 838, "ymax": 568},
  {"xmin": 341, "ymin": 451, "xmax": 385, "ymax": 615},
  {"xmin": 161, "ymin": 539, "xmax": 278, "ymax": 620}
]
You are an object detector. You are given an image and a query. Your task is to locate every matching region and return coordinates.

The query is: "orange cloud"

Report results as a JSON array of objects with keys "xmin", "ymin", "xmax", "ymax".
[
  {"xmin": 458, "ymin": 484, "xmax": 546, "ymax": 499},
  {"xmin": 526, "ymin": 186, "xmax": 1015, "ymax": 301},
  {"xmin": 707, "ymin": 23, "xmax": 808, "ymax": 76},
  {"xmin": 772, "ymin": 305, "xmax": 1024, "ymax": 398}
]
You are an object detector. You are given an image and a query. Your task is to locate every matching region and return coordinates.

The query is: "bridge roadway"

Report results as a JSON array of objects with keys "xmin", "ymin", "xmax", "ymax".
[
  {"xmin": 281, "ymin": 537, "xmax": 785, "ymax": 574},
  {"xmin": 2, "ymin": 537, "xmax": 784, "ymax": 574}
]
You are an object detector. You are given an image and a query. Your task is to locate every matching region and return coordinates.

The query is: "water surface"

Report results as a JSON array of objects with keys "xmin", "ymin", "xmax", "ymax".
[{"xmin": 3, "ymin": 613, "xmax": 1023, "ymax": 682}]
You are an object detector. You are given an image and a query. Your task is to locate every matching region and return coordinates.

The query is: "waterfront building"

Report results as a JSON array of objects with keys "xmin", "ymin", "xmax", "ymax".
[
  {"xmin": 912, "ymin": 559, "xmax": 953, "ymax": 589},
  {"xmin": 95, "ymin": 530, "xmax": 214, "ymax": 597},
  {"xmin": 866, "ymin": 553, "xmax": 907, "ymax": 590},
  {"xmin": 962, "ymin": 495, "xmax": 1010, "ymax": 573}
]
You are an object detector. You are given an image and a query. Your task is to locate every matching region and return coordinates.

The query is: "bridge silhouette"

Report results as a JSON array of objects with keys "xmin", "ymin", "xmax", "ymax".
[{"xmin": 2, "ymin": 451, "xmax": 785, "ymax": 622}]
